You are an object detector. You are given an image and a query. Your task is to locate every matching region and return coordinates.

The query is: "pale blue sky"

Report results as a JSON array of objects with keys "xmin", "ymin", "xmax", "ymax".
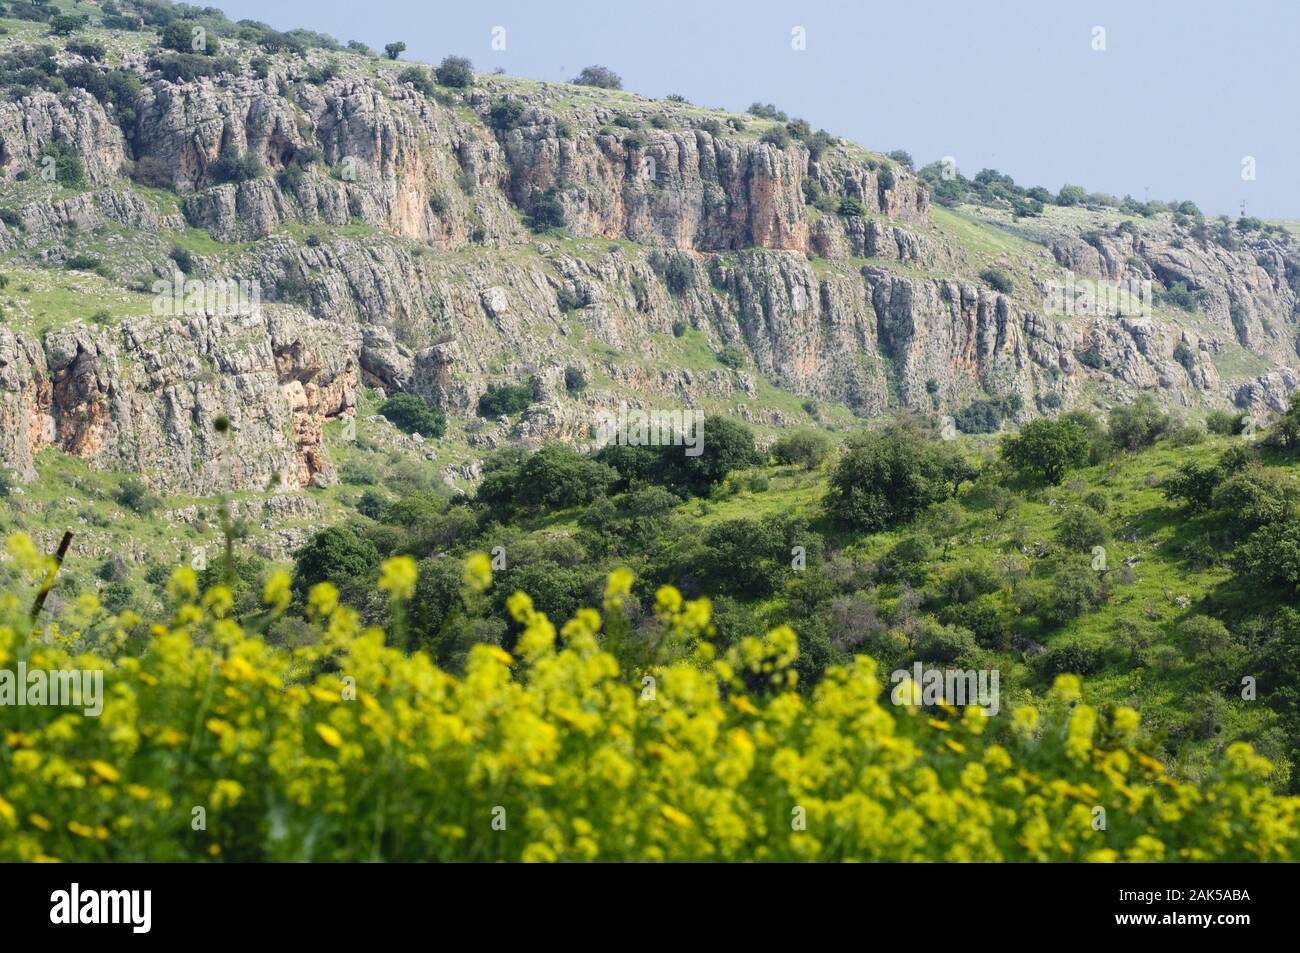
[{"xmin": 216, "ymin": 0, "xmax": 1300, "ymax": 218}]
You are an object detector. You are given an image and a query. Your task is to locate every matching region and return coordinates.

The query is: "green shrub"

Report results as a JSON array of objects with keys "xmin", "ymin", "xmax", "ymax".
[
  {"xmin": 837, "ymin": 196, "xmax": 866, "ymax": 218},
  {"xmin": 825, "ymin": 427, "xmax": 973, "ymax": 532},
  {"xmin": 65, "ymin": 39, "xmax": 106, "ymax": 60},
  {"xmin": 209, "ymin": 145, "xmax": 264, "ymax": 184},
  {"xmin": 647, "ymin": 250, "xmax": 694, "ymax": 295},
  {"xmin": 434, "ymin": 55, "xmax": 474, "ymax": 88},
  {"xmin": 564, "ymin": 366, "xmax": 587, "ymax": 394},
  {"xmin": 1234, "ymin": 518, "xmax": 1300, "ymax": 591},
  {"xmin": 378, "ymin": 393, "xmax": 447, "ymax": 438},
  {"xmin": 1108, "ymin": 394, "xmax": 1171, "ymax": 451},
  {"xmin": 398, "ymin": 66, "xmax": 435, "ymax": 96},
  {"xmin": 477, "ymin": 381, "xmax": 536, "ymax": 417},
  {"xmin": 49, "ymin": 13, "xmax": 87, "ymax": 36},
  {"xmin": 168, "ymin": 245, "xmax": 194, "ymax": 274},
  {"xmin": 979, "ymin": 268, "xmax": 1014, "ymax": 294},
  {"xmin": 1000, "ymin": 418, "xmax": 1089, "ymax": 485},
  {"xmin": 1206, "ymin": 410, "xmax": 1248, "ymax": 436},
  {"xmin": 292, "ymin": 524, "xmax": 378, "ymax": 599},
  {"xmin": 716, "ymin": 344, "xmax": 747, "ymax": 369},
  {"xmin": 64, "ymin": 254, "xmax": 101, "ymax": 271},
  {"xmin": 1055, "ymin": 505, "xmax": 1108, "ymax": 551},
  {"xmin": 528, "ymin": 188, "xmax": 565, "ymax": 231},
  {"xmin": 147, "ymin": 53, "xmax": 240, "ymax": 83},
  {"xmin": 571, "ymin": 65, "xmax": 622, "ymax": 89},
  {"xmin": 771, "ymin": 429, "xmax": 832, "ymax": 470},
  {"xmin": 488, "ymin": 97, "xmax": 526, "ymax": 131},
  {"xmin": 1035, "ymin": 640, "xmax": 1106, "ymax": 677},
  {"xmin": 112, "ymin": 476, "xmax": 161, "ymax": 515},
  {"xmin": 39, "ymin": 142, "xmax": 86, "ymax": 188}
]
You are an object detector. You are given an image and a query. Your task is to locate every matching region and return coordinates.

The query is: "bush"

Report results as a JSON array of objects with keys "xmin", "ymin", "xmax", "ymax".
[
  {"xmin": 64, "ymin": 254, "xmax": 101, "ymax": 271},
  {"xmin": 647, "ymin": 250, "xmax": 694, "ymax": 295},
  {"xmin": 1000, "ymin": 418, "xmax": 1089, "ymax": 485},
  {"xmin": 1163, "ymin": 460, "xmax": 1224, "ymax": 512},
  {"xmin": 716, "ymin": 344, "xmax": 747, "ymax": 369},
  {"xmin": 1035, "ymin": 641, "xmax": 1106, "ymax": 677},
  {"xmin": 1056, "ymin": 184, "xmax": 1087, "ymax": 206},
  {"xmin": 39, "ymin": 142, "xmax": 86, "ymax": 188},
  {"xmin": 1211, "ymin": 469, "xmax": 1296, "ymax": 533},
  {"xmin": 1108, "ymin": 394, "xmax": 1170, "ymax": 451},
  {"xmin": 49, "ymin": 13, "xmax": 87, "ymax": 36},
  {"xmin": 979, "ymin": 268, "xmax": 1014, "ymax": 294},
  {"xmin": 1055, "ymin": 505, "xmax": 1108, "ymax": 551},
  {"xmin": 837, "ymin": 196, "xmax": 866, "ymax": 218},
  {"xmin": 148, "ymin": 52, "xmax": 239, "ymax": 83},
  {"xmin": 771, "ymin": 429, "xmax": 832, "ymax": 470},
  {"xmin": 528, "ymin": 189, "xmax": 565, "ymax": 231},
  {"xmin": 938, "ymin": 596, "xmax": 1004, "ymax": 649},
  {"xmin": 746, "ymin": 103, "xmax": 788, "ymax": 121},
  {"xmin": 397, "ymin": 66, "xmax": 435, "ymax": 97},
  {"xmin": 303, "ymin": 59, "xmax": 341, "ymax": 85},
  {"xmin": 168, "ymin": 245, "xmax": 194, "ymax": 274},
  {"xmin": 1234, "ymin": 518, "xmax": 1300, "ymax": 592},
  {"xmin": 291, "ymin": 524, "xmax": 378, "ymax": 598},
  {"xmin": 517, "ymin": 444, "xmax": 617, "ymax": 513},
  {"xmin": 435, "ymin": 55, "xmax": 474, "ymax": 88},
  {"xmin": 825, "ymin": 427, "xmax": 972, "ymax": 532},
  {"xmin": 209, "ymin": 146, "xmax": 264, "ymax": 184},
  {"xmin": 563, "ymin": 366, "xmax": 587, "ymax": 394},
  {"xmin": 65, "ymin": 39, "xmax": 106, "ymax": 60},
  {"xmin": 1206, "ymin": 409, "xmax": 1248, "ymax": 436},
  {"xmin": 954, "ymin": 395, "xmax": 1020, "ymax": 434},
  {"xmin": 1155, "ymin": 280, "xmax": 1203, "ymax": 312},
  {"xmin": 1263, "ymin": 393, "xmax": 1300, "ymax": 451},
  {"xmin": 3, "ymin": 540, "xmax": 1294, "ymax": 861},
  {"xmin": 760, "ymin": 126, "xmax": 790, "ymax": 149},
  {"xmin": 378, "ymin": 393, "xmax": 447, "ymax": 438},
  {"xmin": 1037, "ymin": 562, "xmax": 1105, "ymax": 627},
  {"xmin": 488, "ymin": 98, "xmax": 526, "ymax": 131},
  {"xmin": 477, "ymin": 381, "xmax": 536, "ymax": 417},
  {"xmin": 571, "ymin": 65, "xmax": 622, "ymax": 89},
  {"xmin": 112, "ymin": 476, "xmax": 161, "ymax": 515},
  {"xmin": 160, "ymin": 20, "xmax": 219, "ymax": 56}
]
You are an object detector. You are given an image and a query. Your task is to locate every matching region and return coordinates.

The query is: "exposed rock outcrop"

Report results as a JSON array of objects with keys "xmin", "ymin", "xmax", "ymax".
[{"xmin": 0, "ymin": 307, "xmax": 356, "ymax": 493}]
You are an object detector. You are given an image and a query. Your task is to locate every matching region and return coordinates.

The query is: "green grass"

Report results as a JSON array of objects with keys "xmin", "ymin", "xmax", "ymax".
[{"xmin": 0, "ymin": 266, "xmax": 153, "ymax": 334}]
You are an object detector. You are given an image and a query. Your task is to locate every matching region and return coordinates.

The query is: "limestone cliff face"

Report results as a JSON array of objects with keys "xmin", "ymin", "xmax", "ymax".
[
  {"xmin": 0, "ymin": 88, "xmax": 126, "ymax": 187},
  {"xmin": 0, "ymin": 308, "xmax": 356, "ymax": 493},
  {"xmin": 1, "ymin": 40, "xmax": 1299, "ymax": 494}
]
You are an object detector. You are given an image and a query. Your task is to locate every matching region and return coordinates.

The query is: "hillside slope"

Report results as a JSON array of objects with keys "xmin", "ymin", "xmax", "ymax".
[{"xmin": 2, "ymin": 6, "xmax": 1298, "ymax": 511}]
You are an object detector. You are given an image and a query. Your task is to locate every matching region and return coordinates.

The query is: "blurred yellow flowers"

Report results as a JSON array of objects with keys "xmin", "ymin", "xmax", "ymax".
[{"xmin": 0, "ymin": 535, "xmax": 1295, "ymax": 863}]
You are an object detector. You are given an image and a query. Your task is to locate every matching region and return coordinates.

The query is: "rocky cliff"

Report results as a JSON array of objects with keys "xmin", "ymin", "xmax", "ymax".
[{"xmin": 2, "ymin": 23, "xmax": 1298, "ymax": 498}]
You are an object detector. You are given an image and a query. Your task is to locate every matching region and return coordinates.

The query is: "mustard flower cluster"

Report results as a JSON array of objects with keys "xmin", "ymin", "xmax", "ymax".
[{"xmin": 0, "ymin": 533, "xmax": 1296, "ymax": 862}]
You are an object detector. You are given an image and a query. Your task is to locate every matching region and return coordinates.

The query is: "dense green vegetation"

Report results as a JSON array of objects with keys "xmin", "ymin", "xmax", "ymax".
[{"xmin": 101, "ymin": 393, "xmax": 1295, "ymax": 795}]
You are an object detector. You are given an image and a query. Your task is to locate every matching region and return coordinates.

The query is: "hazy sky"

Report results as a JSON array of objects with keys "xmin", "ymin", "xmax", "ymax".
[{"xmin": 214, "ymin": 0, "xmax": 1300, "ymax": 219}]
